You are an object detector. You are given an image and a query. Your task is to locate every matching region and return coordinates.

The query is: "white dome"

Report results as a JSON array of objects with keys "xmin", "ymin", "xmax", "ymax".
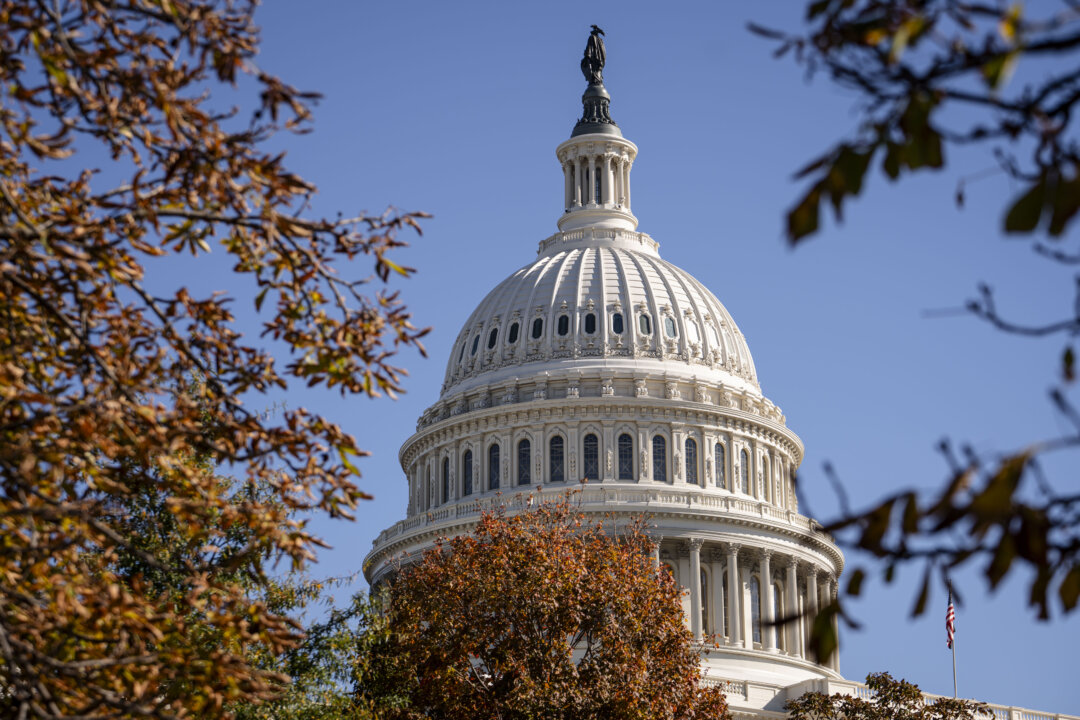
[{"xmin": 442, "ymin": 227, "xmax": 759, "ymax": 400}]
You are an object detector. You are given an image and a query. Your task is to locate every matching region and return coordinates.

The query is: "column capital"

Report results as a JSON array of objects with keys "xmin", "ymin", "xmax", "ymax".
[
  {"xmin": 725, "ymin": 542, "xmax": 741, "ymax": 556},
  {"xmin": 786, "ymin": 556, "xmax": 799, "ymax": 570},
  {"xmin": 686, "ymin": 537, "xmax": 705, "ymax": 552},
  {"xmin": 759, "ymin": 548, "xmax": 773, "ymax": 560}
]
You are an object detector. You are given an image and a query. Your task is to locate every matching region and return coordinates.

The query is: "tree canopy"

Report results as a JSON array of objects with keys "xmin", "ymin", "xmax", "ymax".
[
  {"xmin": 752, "ymin": 0, "xmax": 1080, "ymax": 638},
  {"xmin": 0, "ymin": 1, "xmax": 425, "ymax": 717},
  {"xmin": 358, "ymin": 495, "xmax": 730, "ymax": 720},
  {"xmin": 787, "ymin": 672, "xmax": 988, "ymax": 720}
]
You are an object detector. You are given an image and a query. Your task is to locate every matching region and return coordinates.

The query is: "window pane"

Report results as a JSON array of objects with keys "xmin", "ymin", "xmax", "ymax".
[
  {"xmin": 740, "ymin": 449, "xmax": 749, "ymax": 494},
  {"xmin": 532, "ymin": 317, "xmax": 543, "ymax": 339},
  {"xmin": 652, "ymin": 436, "xmax": 667, "ymax": 482},
  {"xmin": 470, "ymin": 334, "xmax": 479, "ymax": 355},
  {"xmin": 701, "ymin": 569, "xmax": 709, "ymax": 634},
  {"xmin": 639, "ymin": 314, "xmax": 651, "ymax": 335},
  {"xmin": 487, "ymin": 327, "xmax": 498, "ymax": 349},
  {"xmin": 489, "ymin": 444, "xmax": 499, "ymax": 491},
  {"xmin": 583, "ymin": 433, "xmax": 599, "ymax": 481},
  {"xmin": 549, "ymin": 436, "xmax": 565, "ymax": 483},
  {"xmin": 442, "ymin": 457, "xmax": 450, "ymax": 504},
  {"xmin": 557, "ymin": 315, "xmax": 569, "ymax": 336},
  {"xmin": 508, "ymin": 322, "xmax": 519, "ymax": 344},
  {"xmin": 463, "ymin": 451, "xmax": 473, "ymax": 496},
  {"xmin": 664, "ymin": 316, "xmax": 677, "ymax": 338},
  {"xmin": 685, "ymin": 438, "xmax": 698, "ymax": 485},
  {"xmin": 584, "ymin": 313, "xmax": 596, "ymax": 334},
  {"xmin": 518, "ymin": 439, "xmax": 531, "ymax": 485},
  {"xmin": 751, "ymin": 577, "xmax": 761, "ymax": 644},
  {"xmin": 715, "ymin": 443, "xmax": 726, "ymax": 489},
  {"xmin": 618, "ymin": 433, "xmax": 633, "ymax": 480},
  {"xmin": 612, "ymin": 313, "xmax": 624, "ymax": 334}
]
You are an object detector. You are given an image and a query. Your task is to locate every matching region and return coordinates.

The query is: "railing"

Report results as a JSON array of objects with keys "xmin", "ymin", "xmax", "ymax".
[{"xmin": 371, "ymin": 485, "xmax": 827, "ymax": 551}]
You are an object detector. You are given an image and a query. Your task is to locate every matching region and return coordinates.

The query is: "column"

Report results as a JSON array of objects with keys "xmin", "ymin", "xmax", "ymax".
[
  {"xmin": 688, "ymin": 539, "xmax": 704, "ymax": 641},
  {"xmin": 806, "ymin": 566, "xmax": 818, "ymax": 662},
  {"xmin": 726, "ymin": 544, "xmax": 741, "ymax": 647},
  {"xmin": 603, "ymin": 156, "xmax": 614, "ymax": 204},
  {"xmin": 615, "ymin": 158, "xmax": 624, "ymax": 206},
  {"xmin": 650, "ymin": 536, "xmax": 661, "ymax": 570},
  {"xmin": 786, "ymin": 558, "xmax": 802, "ymax": 657},
  {"xmin": 574, "ymin": 160, "xmax": 583, "ymax": 207},
  {"xmin": 588, "ymin": 157, "xmax": 597, "ymax": 205},
  {"xmin": 563, "ymin": 161, "xmax": 573, "ymax": 209},
  {"xmin": 623, "ymin": 162, "xmax": 631, "ymax": 209},
  {"xmin": 829, "ymin": 577, "xmax": 841, "ymax": 672},
  {"xmin": 761, "ymin": 550, "xmax": 776, "ymax": 651}
]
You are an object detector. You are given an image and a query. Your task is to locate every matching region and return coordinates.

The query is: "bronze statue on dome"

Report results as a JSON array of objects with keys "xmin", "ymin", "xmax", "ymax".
[{"xmin": 581, "ymin": 25, "xmax": 606, "ymax": 85}]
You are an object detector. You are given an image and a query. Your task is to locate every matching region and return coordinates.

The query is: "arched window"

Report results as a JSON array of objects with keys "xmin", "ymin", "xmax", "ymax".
[
  {"xmin": 750, "ymin": 576, "xmax": 762, "ymax": 644},
  {"xmin": 639, "ymin": 313, "xmax": 652, "ymax": 335},
  {"xmin": 508, "ymin": 321, "xmax": 519, "ymax": 344},
  {"xmin": 442, "ymin": 457, "xmax": 450, "ymax": 504},
  {"xmin": 762, "ymin": 454, "xmax": 770, "ymax": 502},
  {"xmin": 715, "ymin": 442, "xmax": 726, "ymax": 490},
  {"xmin": 462, "ymin": 450, "xmax": 473, "ymax": 496},
  {"xmin": 617, "ymin": 433, "xmax": 633, "ymax": 480},
  {"xmin": 488, "ymin": 444, "xmax": 500, "ymax": 491},
  {"xmin": 517, "ymin": 439, "xmax": 531, "ymax": 485},
  {"xmin": 612, "ymin": 312, "xmax": 624, "ymax": 334},
  {"xmin": 685, "ymin": 438, "xmax": 698, "ymax": 485},
  {"xmin": 664, "ymin": 316, "xmax": 678, "ymax": 338},
  {"xmin": 584, "ymin": 312, "xmax": 596, "ymax": 334},
  {"xmin": 740, "ymin": 449, "xmax": 750, "ymax": 494},
  {"xmin": 774, "ymin": 583, "xmax": 785, "ymax": 652},
  {"xmin": 722, "ymin": 570, "xmax": 730, "ymax": 638},
  {"xmin": 557, "ymin": 315, "xmax": 570, "ymax": 336},
  {"xmin": 487, "ymin": 327, "xmax": 498, "ymax": 349},
  {"xmin": 549, "ymin": 436, "xmax": 565, "ymax": 483},
  {"xmin": 470, "ymin": 334, "xmax": 480, "ymax": 356},
  {"xmin": 652, "ymin": 435, "xmax": 667, "ymax": 483},
  {"xmin": 583, "ymin": 433, "xmax": 599, "ymax": 481},
  {"xmin": 531, "ymin": 317, "xmax": 544, "ymax": 339},
  {"xmin": 701, "ymin": 568, "xmax": 709, "ymax": 635}
]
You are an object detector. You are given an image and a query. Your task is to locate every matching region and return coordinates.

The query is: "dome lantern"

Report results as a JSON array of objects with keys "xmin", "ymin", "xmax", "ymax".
[{"xmin": 557, "ymin": 27, "xmax": 638, "ymax": 233}]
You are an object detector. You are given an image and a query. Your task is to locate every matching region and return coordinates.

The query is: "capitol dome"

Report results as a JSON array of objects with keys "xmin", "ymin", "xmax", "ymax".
[{"xmin": 366, "ymin": 28, "xmax": 845, "ymax": 714}]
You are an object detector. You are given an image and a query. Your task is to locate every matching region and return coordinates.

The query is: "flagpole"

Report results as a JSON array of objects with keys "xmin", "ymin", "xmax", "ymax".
[{"xmin": 951, "ymin": 633, "xmax": 957, "ymax": 698}]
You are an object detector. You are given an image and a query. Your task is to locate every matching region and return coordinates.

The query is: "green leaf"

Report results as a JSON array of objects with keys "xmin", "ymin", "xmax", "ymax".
[
  {"xmin": 1004, "ymin": 178, "xmax": 1046, "ymax": 233},
  {"xmin": 1064, "ymin": 346, "xmax": 1075, "ymax": 383},
  {"xmin": 910, "ymin": 564, "xmax": 931, "ymax": 617},
  {"xmin": 787, "ymin": 187, "xmax": 821, "ymax": 244},
  {"xmin": 986, "ymin": 533, "xmax": 1015, "ymax": 589},
  {"xmin": 846, "ymin": 568, "xmax": 866, "ymax": 597},
  {"xmin": 254, "ymin": 287, "xmax": 269, "ymax": 312},
  {"xmin": 901, "ymin": 493, "xmax": 919, "ymax": 534},
  {"xmin": 1047, "ymin": 176, "xmax": 1080, "ymax": 237},
  {"xmin": 981, "ymin": 50, "xmax": 1019, "ymax": 90}
]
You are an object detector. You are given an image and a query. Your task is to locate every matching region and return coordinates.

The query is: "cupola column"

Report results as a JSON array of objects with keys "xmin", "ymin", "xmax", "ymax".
[
  {"xmin": 786, "ymin": 558, "xmax": 802, "ymax": 657},
  {"xmin": 806, "ymin": 566, "xmax": 819, "ymax": 661},
  {"xmin": 563, "ymin": 162, "xmax": 573, "ymax": 210}
]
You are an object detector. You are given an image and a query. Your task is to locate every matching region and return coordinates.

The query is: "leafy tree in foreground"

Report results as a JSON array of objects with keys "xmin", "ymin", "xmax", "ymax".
[
  {"xmin": 749, "ymin": 0, "xmax": 1080, "ymax": 636},
  {"xmin": 0, "ymin": 1, "xmax": 425, "ymax": 717},
  {"xmin": 359, "ymin": 496, "xmax": 730, "ymax": 720},
  {"xmin": 787, "ymin": 672, "xmax": 988, "ymax": 720}
]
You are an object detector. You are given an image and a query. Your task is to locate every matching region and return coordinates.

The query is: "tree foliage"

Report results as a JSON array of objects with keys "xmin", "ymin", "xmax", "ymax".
[
  {"xmin": 358, "ymin": 495, "xmax": 730, "ymax": 720},
  {"xmin": 787, "ymin": 672, "xmax": 988, "ymax": 720},
  {"xmin": 0, "ymin": 1, "xmax": 426, "ymax": 717},
  {"xmin": 751, "ymin": 0, "xmax": 1080, "ymax": 632}
]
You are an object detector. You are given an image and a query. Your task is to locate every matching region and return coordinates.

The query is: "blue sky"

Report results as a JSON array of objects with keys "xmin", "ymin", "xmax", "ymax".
[{"xmin": 153, "ymin": 2, "xmax": 1079, "ymax": 713}]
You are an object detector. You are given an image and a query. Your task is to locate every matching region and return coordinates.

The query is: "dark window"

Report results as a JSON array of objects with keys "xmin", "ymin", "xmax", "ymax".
[
  {"xmin": 557, "ymin": 315, "xmax": 569, "ymax": 336},
  {"xmin": 442, "ymin": 457, "xmax": 450, "ymax": 504},
  {"xmin": 774, "ymin": 585, "xmax": 785, "ymax": 651},
  {"xmin": 664, "ymin": 316, "xmax": 677, "ymax": 338},
  {"xmin": 612, "ymin": 312, "xmax": 624, "ymax": 334},
  {"xmin": 722, "ymin": 571, "xmax": 730, "ymax": 637},
  {"xmin": 463, "ymin": 450, "xmax": 473, "ymax": 496},
  {"xmin": 751, "ymin": 577, "xmax": 762, "ymax": 644},
  {"xmin": 715, "ymin": 443, "xmax": 726, "ymax": 490},
  {"xmin": 508, "ymin": 322, "xmax": 519, "ymax": 344},
  {"xmin": 639, "ymin": 314, "xmax": 651, "ymax": 335},
  {"xmin": 685, "ymin": 438, "xmax": 698, "ymax": 485},
  {"xmin": 740, "ymin": 449, "xmax": 750, "ymax": 494},
  {"xmin": 701, "ymin": 569, "xmax": 709, "ymax": 634},
  {"xmin": 518, "ymin": 439, "xmax": 531, "ymax": 485},
  {"xmin": 531, "ymin": 317, "xmax": 543, "ymax": 339},
  {"xmin": 652, "ymin": 436, "xmax": 667, "ymax": 482},
  {"xmin": 595, "ymin": 168, "xmax": 601, "ymax": 203},
  {"xmin": 549, "ymin": 436, "xmax": 565, "ymax": 483},
  {"xmin": 584, "ymin": 313, "xmax": 596, "ymax": 334},
  {"xmin": 488, "ymin": 444, "xmax": 500, "ymax": 491},
  {"xmin": 487, "ymin": 327, "xmax": 498, "ymax": 349},
  {"xmin": 458, "ymin": 342, "xmax": 466, "ymax": 362},
  {"xmin": 470, "ymin": 334, "xmax": 480, "ymax": 356},
  {"xmin": 762, "ymin": 456, "xmax": 770, "ymax": 502},
  {"xmin": 617, "ymin": 433, "xmax": 633, "ymax": 480},
  {"xmin": 583, "ymin": 433, "xmax": 599, "ymax": 481}
]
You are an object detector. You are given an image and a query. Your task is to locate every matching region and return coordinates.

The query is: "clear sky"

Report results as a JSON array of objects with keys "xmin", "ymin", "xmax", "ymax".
[{"xmin": 155, "ymin": 1, "xmax": 1079, "ymax": 713}]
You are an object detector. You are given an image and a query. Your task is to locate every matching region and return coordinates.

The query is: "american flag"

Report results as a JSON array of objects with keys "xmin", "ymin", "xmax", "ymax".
[{"xmin": 946, "ymin": 590, "xmax": 955, "ymax": 649}]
